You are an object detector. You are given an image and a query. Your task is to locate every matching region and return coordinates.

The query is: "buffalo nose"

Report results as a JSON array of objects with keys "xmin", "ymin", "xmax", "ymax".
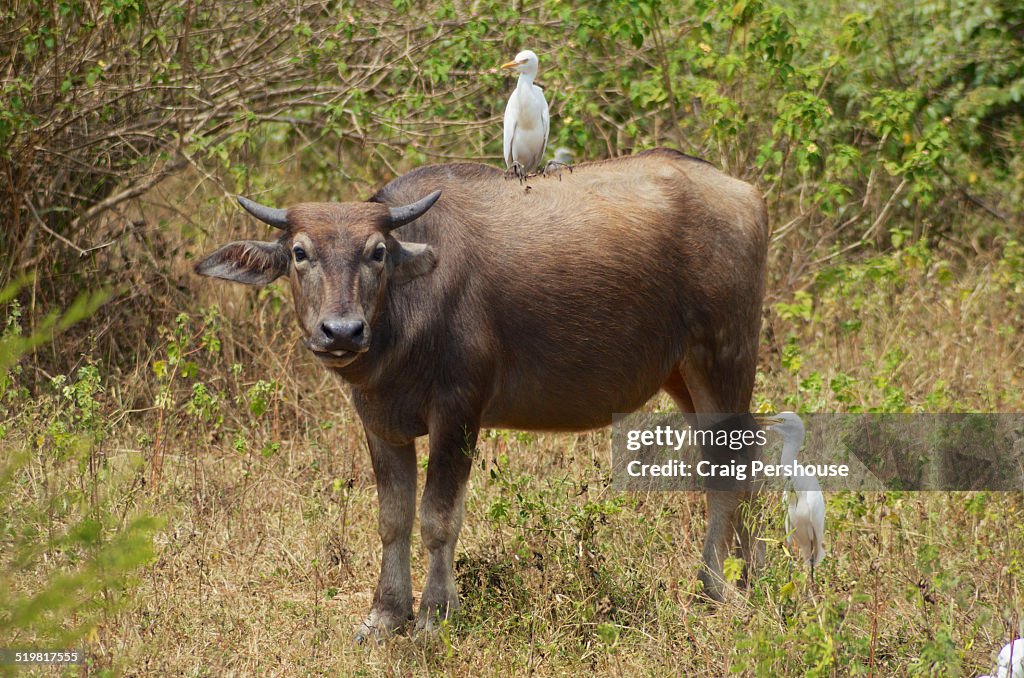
[{"xmin": 319, "ymin": 318, "xmax": 367, "ymax": 352}]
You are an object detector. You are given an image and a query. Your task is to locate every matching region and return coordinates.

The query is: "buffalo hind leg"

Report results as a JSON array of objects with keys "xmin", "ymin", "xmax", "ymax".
[
  {"xmin": 356, "ymin": 432, "xmax": 417, "ymax": 642},
  {"xmin": 735, "ymin": 495, "xmax": 765, "ymax": 585},
  {"xmin": 679, "ymin": 355, "xmax": 762, "ymax": 601},
  {"xmin": 662, "ymin": 368, "xmax": 697, "ymax": 427},
  {"xmin": 417, "ymin": 421, "xmax": 477, "ymax": 632}
]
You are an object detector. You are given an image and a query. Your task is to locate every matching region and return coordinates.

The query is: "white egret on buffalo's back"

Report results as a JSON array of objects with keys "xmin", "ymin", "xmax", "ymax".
[
  {"xmin": 544, "ymin": 146, "xmax": 575, "ymax": 177},
  {"xmin": 759, "ymin": 412, "xmax": 827, "ymax": 578},
  {"xmin": 552, "ymin": 147, "xmax": 574, "ymax": 165},
  {"xmin": 501, "ymin": 49, "xmax": 550, "ymax": 179}
]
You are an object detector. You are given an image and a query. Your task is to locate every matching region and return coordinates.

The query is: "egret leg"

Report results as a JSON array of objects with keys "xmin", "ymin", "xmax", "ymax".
[
  {"xmin": 503, "ymin": 161, "xmax": 528, "ymax": 183},
  {"xmin": 541, "ymin": 160, "xmax": 573, "ymax": 179}
]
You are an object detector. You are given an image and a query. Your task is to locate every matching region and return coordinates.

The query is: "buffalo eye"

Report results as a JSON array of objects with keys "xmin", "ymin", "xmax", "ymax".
[
  {"xmin": 292, "ymin": 245, "xmax": 307, "ymax": 263},
  {"xmin": 371, "ymin": 242, "xmax": 387, "ymax": 263}
]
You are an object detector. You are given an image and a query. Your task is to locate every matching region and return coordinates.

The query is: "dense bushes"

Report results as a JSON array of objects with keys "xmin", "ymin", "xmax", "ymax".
[
  {"xmin": 1, "ymin": 0, "xmax": 1020, "ymax": 410},
  {"xmin": 3, "ymin": 0, "xmax": 1019, "ymax": 296}
]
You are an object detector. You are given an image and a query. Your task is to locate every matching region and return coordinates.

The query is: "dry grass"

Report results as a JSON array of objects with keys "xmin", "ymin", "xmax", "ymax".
[
  {"xmin": 4, "ymin": 0, "xmax": 1023, "ymax": 672},
  {"xmin": 3, "ymin": 177, "xmax": 1024, "ymax": 676},
  {"xmin": 26, "ymin": 247, "xmax": 1020, "ymax": 674},
  {"xmin": 83, "ymin": 404, "xmax": 1024, "ymax": 675}
]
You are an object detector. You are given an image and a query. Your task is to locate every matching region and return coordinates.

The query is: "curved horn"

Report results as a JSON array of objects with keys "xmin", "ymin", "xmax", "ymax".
[
  {"xmin": 237, "ymin": 195, "xmax": 288, "ymax": 230},
  {"xmin": 388, "ymin": 190, "xmax": 441, "ymax": 229}
]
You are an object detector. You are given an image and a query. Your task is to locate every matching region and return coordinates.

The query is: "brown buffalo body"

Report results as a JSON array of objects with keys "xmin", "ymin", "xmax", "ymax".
[{"xmin": 196, "ymin": 148, "xmax": 769, "ymax": 638}]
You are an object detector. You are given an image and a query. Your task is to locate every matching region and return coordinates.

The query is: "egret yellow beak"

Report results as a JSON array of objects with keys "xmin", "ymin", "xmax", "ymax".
[
  {"xmin": 500, "ymin": 59, "xmax": 524, "ymax": 69},
  {"xmin": 754, "ymin": 415, "xmax": 783, "ymax": 427}
]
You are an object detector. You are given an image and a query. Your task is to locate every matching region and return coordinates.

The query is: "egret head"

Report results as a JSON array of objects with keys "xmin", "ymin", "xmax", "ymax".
[
  {"xmin": 757, "ymin": 411, "xmax": 805, "ymax": 445},
  {"xmin": 501, "ymin": 50, "xmax": 540, "ymax": 77}
]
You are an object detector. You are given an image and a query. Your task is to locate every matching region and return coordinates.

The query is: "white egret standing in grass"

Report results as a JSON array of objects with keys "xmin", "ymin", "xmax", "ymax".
[
  {"xmin": 501, "ymin": 50, "xmax": 549, "ymax": 179},
  {"xmin": 996, "ymin": 638, "xmax": 1024, "ymax": 678},
  {"xmin": 760, "ymin": 412, "xmax": 827, "ymax": 578}
]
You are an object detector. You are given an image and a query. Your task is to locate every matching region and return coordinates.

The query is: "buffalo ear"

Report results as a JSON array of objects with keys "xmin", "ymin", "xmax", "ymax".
[
  {"xmin": 194, "ymin": 239, "xmax": 289, "ymax": 286},
  {"xmin": 391, "ymin": 240, "xmax": 437, "ymax": 283}
]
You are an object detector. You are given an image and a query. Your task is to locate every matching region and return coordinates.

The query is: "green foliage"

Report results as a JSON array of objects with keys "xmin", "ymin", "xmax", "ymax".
[
  {"xmin": 3, "ymin": 0, "xmax": 1020, "ymax": 390},
  {"xmin": 907, "ymin": 627, "xmax": 963, "ymax": 675},
  {"xmin": 0, "ymin": 282, "xmax": 160, "ymax": 658},
  {"xmin": 148, "ymin": 306, "xmax": 286, "ymax": 469},
  {"xmin": 6, "ymin": 0, "xmax": 1021, "ymax": 283},
  {"xmin": 765, "ymin": 230, "xmax": 1024, "ymax": 414},
  {"xmin": 459, "ymin": 452, "xmax": 652, "ymax": 646}
]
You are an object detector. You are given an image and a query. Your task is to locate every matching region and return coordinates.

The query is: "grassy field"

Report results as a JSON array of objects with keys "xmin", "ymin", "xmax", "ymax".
[
  {"xmin": 3, "ymin": 188, "xmax": 1023, "ymax": 675},
  {"xmin": 2, "ymin": 0, "xmax": 1023, "ymax": 674}
]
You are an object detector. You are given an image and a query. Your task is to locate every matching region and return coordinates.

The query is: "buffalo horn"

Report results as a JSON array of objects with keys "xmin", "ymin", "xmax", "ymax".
[
  {"xmin": 388, "ymin": 190, "xmax": 441, "ymax": 229},
  {"xmin": 237, "ymin": 195, "xmax": 288, "ymax": 230}
]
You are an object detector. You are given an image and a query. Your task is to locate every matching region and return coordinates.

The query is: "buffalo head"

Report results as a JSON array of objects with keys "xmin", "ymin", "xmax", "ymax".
[{"xmin": 195, "ymin": 191, "xmax": 441, "ymax": 367}]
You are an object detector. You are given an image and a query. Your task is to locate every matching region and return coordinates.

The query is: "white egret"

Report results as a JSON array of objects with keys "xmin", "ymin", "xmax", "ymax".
[
  {"xmin": 501, "ymin": 49, "xmax": 549, "ymax": 179},
  {"xmin": 759, "ymin": 412, "xmax": 827, "ymax": 578},
  {"xmin": 543, "ymin": 146, "xmax": 575, "ymax": 177},
  {"xmin": 993, "ymin": 638, "xmax": 1024, "ymax": 678},
  {"xmin": 979, "ymin": 639, "xmax": 1024, "ymax": 678},
  {"xmin": 552, "ymin": 147, "xmax": 574, "ymax": 165}
]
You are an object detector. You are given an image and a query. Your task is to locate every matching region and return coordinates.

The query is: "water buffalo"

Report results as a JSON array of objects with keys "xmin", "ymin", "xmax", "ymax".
[{"xmin": 195, "ymin": 148, "xmax": 769, "ymax": 638}]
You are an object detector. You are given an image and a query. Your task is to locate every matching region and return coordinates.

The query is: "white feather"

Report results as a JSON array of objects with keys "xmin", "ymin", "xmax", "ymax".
[
  {"xmin": 767, "ymin": 412, "xmax": 827, "ymax": 571},
  {"xmin": 997, "ymin": 639, "xmax": 1024, "ymax": 678},
  {"xmin": 501, "ymin": 50, "xmax": 550, "ymax": 172}
]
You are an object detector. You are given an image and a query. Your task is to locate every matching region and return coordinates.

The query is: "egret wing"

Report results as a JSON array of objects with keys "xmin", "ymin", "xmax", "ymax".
[
  {"xmin": 503, "ymin": 89, "xmax": 519, "ymax": 169},
  {"xmin": 536, "ymin": 85, "xmax": 550, "ymax": 165},
  {"xmin": 808, "ymin": 490, "xmax": 827, "ymax": 565}
]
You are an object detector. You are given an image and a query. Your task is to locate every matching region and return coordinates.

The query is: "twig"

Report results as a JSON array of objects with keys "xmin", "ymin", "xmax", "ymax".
[
  {"xmin": 69, "ymin": 156, "xmax": 189, "ymax": 232},
  {"xmin": 24, "ymin": 198, "xmax": 87, "ymax": 255},
  {"xmin": 810, "ymin": 238, "xmax": 868, "ymax": 267},
  {"xmin": 770, "ymin": 212, "xmax": 809, "ymax": 243},
  {"xmin": 80, "ymin": 240, "xmax": 116, "ymax": 254},
  {"xmin": 863, "ymin": 177, "xmax": 908, "ymax": 242},
  {"xmin": 937, "ymin": 161, "xmax": 1013, "ymax": 224}
]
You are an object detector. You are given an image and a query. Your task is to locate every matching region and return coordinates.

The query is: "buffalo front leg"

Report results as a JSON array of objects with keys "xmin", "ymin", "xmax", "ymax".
[
  {"xmin": 356, "ymin": 432, "xmax": 417, "ymax": 642},
  {"xmin": 416, "ymin": 422, "xmax": 477, "ymax": 631}
]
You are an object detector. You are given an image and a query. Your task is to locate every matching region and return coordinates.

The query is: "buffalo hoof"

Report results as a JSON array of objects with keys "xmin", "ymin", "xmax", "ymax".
[
  {"xmin": 415, "ymin": 595, "xmax": 459, "ymax": 633},
  {"xmin": 696, "ymin": 569, "xmax": 751, "ymax": 607},
  {"xmin": 354, "ymin": 608, "xmax": 413, "ymax": 644},
  {"xmin": 697, "ymin": 568, "xmax": 727, "ymax": 604}
]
